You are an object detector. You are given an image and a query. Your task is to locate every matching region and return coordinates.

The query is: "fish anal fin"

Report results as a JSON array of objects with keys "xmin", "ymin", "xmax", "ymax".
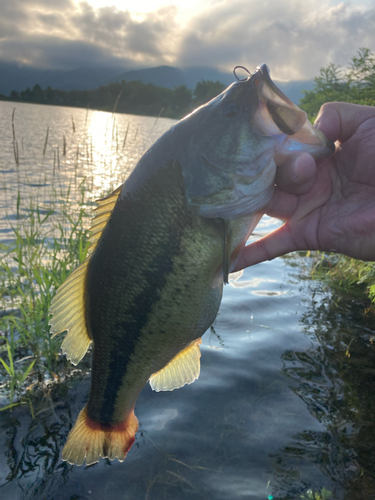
[
  {"xmin": 62, "ymin": 405, "xmax": 139, "ymax": 466},
  {"xmin": 149, "ymin": 338, "xmax": 202, "ymax": 392}
]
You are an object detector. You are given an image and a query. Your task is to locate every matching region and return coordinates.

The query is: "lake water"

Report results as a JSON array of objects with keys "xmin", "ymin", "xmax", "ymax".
[{"xmin": 1, "ymin": 101, "xmax": 375, "ymax": 500}]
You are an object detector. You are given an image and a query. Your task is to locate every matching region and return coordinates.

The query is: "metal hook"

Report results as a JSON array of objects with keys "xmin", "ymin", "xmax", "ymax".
[{"xmin": 233, "ymin": 66, "xmax": 251, "ymax": 82}]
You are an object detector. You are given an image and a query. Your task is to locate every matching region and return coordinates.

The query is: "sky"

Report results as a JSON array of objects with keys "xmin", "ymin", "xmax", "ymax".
[{"xmin": 0, "ymin": 0, "xmax": 374, "ymax": 81}]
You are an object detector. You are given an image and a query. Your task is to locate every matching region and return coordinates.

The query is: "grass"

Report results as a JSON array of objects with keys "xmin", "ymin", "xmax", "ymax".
[
  {"xmin": 308, "ymin": 251, "xmax": 375, "ymax": 313},
  {"xmin": 0, "ymin": 190, "xmax": 91, "ymax": 407},
  {"xmin": 0, "ymin": 172, "xmax": 91, "ymax": 410}
]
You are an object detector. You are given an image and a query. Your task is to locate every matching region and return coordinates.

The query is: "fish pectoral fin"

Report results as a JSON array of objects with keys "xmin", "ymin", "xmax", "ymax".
[
  {"xmin": 149, "ymin": 338, "xmax": 202, "ymax": 392},
  {"xmin": 49, "ymin": 259, "xmax": 91, "ymax": 365}
]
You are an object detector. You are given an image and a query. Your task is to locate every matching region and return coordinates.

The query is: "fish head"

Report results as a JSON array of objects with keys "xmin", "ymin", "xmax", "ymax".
[{"xmin": 179, "ymin": 63, "xmax": 334, "ymax": 219}]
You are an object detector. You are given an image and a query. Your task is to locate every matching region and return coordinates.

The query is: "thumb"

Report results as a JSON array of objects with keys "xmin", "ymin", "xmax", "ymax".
[
  {"xmin": 233, "ymin": 223, "xmax": 298, "ymax": 271},
  {"xmin": 315, "ymin": 102, "xmax": 375, "ymax": 143}
]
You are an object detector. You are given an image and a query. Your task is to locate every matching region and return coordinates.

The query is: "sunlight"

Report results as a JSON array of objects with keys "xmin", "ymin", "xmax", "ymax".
[
  {"xmin": 83, "ymin": 109, "xmax": 175, "ymax": 201},
  {"xmin": 86, "ymin": 109, "xmax": 123, "ymax": 198}
]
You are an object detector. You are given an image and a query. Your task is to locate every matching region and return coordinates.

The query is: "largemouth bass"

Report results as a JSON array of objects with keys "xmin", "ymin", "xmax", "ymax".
[{"xmin": 49, "ymin": 64, "xmax": 334, "ymax": 466}]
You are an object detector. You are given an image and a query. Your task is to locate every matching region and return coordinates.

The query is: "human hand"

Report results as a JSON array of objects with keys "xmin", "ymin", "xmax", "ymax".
[{"xmin": 235, "ymin": 102, "xmax": 375, "ymax": 270}]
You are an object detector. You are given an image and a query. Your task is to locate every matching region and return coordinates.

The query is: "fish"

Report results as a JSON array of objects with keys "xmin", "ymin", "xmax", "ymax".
[{"xmin": 49, "ymin": 63, "xmax": 334, "ymax": 466}]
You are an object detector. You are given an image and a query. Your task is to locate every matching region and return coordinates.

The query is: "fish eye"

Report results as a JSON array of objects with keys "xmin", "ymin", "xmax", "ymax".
[{"xmin": 222, "ymin": 102, "xmax": 239, "ymax": 118}]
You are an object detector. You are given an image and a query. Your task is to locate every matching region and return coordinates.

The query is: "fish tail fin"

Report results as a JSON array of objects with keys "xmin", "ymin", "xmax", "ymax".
[{"xmin": 62, "ymin": 405, "xmax": 139, "ymax": 466}]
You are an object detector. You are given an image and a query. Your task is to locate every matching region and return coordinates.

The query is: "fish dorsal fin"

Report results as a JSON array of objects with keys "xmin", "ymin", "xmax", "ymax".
[
  {"xmin": 88, "ymin": 185, "xmax": 122, "ymax": 256},
  {"xmin": 149, "ymin": 339, "xmax": 202, "ymax": 392},
  {"xmin": 49, "ymin": 185, "xmax": 122, "ymax": 365},
  {"xmin": 49, "ymin": 259, "xmax": 91, "ymax": 365}
]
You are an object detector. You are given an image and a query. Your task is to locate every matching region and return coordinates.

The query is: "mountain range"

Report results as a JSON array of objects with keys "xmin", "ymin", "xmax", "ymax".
[{"xmin": 0, "ymin": 62, "xmax": 315, "ymax": 104}]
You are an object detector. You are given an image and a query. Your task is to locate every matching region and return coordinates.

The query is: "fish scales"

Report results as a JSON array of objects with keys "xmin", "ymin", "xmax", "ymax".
[
  {"xmin": 49, "ymin": 63, "xmax": 334, "ymax": 466},
  {"xmin": 86, "ymin": 160, "xmax": 226, "ymax": 425}
]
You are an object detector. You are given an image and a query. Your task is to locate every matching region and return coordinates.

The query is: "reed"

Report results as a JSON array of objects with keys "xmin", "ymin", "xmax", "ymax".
[
  {"xmin": 0, "ymin": 114, "xmax": 117, "ymax": 410},
  {"xmin": 0, "ymin": 181, "xmax": 92, "ymax": 410},
  {"xmin": 0, "ymin": 107, "xmax": 174, "ymax": 411}
]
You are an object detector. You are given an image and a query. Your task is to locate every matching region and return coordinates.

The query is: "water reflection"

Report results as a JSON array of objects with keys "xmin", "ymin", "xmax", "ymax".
[{"xmin": 270, "ymin": 280, "xmax": 375, "ymax": 499}]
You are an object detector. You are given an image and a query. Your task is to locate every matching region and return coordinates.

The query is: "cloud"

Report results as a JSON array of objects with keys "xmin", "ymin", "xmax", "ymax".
[
  {"xmin": 0, "ymin": 0, "xmax": 179, "ymax": 69},
  {"xmin": 0, "ymin": 0, "xmax": 374, "ymax": 80},
  {"xmin": 0, "ymin": 35, "xmax": 136, "ymax": 69},
  {"xmin": 177, "ymin": 0, "xmax": 375, "ymax": 80}
]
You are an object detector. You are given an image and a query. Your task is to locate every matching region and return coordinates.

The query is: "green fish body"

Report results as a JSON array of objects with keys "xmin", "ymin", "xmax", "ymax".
[{"xmin": 50, "ymin": 64, "xmax": 334, "ymax": 466}]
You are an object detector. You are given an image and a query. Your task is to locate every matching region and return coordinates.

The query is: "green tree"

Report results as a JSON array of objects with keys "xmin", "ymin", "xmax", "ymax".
[
  {"xmin": 171, "ymin": 85, "xmax": 192, "ymax": 113},
  {"xmin": 348, "ymin": 47, "xmax": 375, "ymax": 104},
  {"xmin": 45, "ymin": 86, "xmax": 54, "ymax": 104},
  {"xmin": 7, "ymin": 78, "xmax": 227, "ymax": 119},
  {"xmin": 194, "ymin": 80, "xmax": 226, "ymax": 106},
  {"xmin": 300, "ymin": 63, "xmax": 350, "ymax": 117},
  {"xmin": 299, "ymin": 48, "xmax": 375, "ymax": 118},
  {"xmin": 32, "ymin": 84, "xmax": 43, "ymax": 103},
  {"xmin": 10, "ymin": 90, "xmax": 20, "ymax": 101}
]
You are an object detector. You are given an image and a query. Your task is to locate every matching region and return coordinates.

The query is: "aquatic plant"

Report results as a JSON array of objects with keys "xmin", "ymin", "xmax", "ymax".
[
  {"xmin": 308, "ymin": 251, "xmax": 375, "ymax": 314},
  {"xmin": 0, "ymin": 179, "xmax": 91, "ymax": 410},
  {"xmin": 300, "ymin": 487, "xmax": 333, "ymax": 499},
  {"xmin": 0, "ymin": 107, "xmax": 146, "ymax": 410}
]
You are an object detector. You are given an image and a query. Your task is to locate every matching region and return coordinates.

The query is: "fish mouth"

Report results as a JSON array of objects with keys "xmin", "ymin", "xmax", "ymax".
[
  {"xmin": 274, "ymin": 126, "xmax": 336, "ymax": 162},
  {"xmin": 252, "ymin": 63, "xmax": 335, "ymax": 160}
]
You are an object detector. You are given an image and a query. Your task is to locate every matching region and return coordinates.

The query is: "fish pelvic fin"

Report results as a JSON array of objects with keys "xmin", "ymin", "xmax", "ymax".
[
  {"xmin": 49, "ymin": 186, "xmax": 122, "ymax": 365},
  {"xmin": 62, "ymin": 405, "xmax": 139, "ymax": 466},
  {"xmin": 149, "ymin": 338, "xmax": 202, "ymax": 392}
]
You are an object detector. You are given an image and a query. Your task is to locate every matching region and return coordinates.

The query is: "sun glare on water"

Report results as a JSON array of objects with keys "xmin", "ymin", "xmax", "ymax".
[
  {"xmin": 83, "ymin": 109, "xmax": 173, "ymax": 201},
  {"xmin": 85, "ymin": 110, "xmax": 132, "ymax": 199}
]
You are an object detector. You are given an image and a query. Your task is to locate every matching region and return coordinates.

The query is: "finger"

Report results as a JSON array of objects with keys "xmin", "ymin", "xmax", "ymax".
[
  {"xmin": 315, "ymin": 102, "xmax": 375, "ymax": 143},
  {"xmin": 275, "ymin": 152, "xmax": 317, "ymax": 195},
  {"xmin": 233, "ymin": 223, "xmax": 298, "ymax": 270},
  {"xmin": 264, "ymin": 188, "xmax": 298, "ymax": 220}
]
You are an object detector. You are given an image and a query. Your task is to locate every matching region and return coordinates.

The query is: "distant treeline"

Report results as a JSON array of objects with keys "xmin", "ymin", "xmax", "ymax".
[
  {"xmin": 0, "ymin": 79, "xmax": 227, "ymax": 119},
  {"xmin": 300, "ymin": 47, "xmax": 375, "ymax": 117}
]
